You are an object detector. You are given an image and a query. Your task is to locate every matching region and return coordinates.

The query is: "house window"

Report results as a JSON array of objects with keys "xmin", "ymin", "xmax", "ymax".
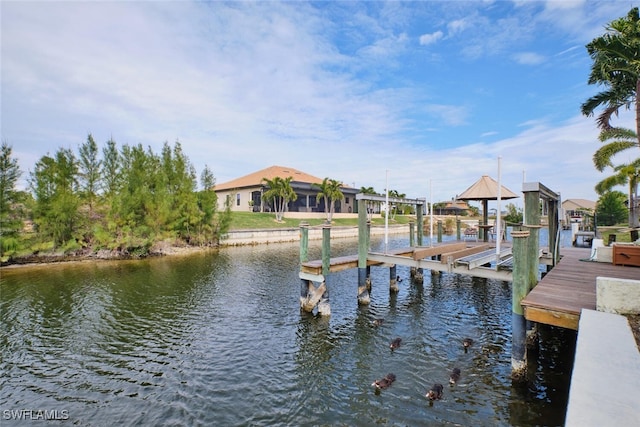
[
  {"xmin": 236, "ymin": 193, "xmax": 241, "ymax": 206},
  {"xmin": 345, "ymin": 197, "xmax": 350, "ymax": 204}
]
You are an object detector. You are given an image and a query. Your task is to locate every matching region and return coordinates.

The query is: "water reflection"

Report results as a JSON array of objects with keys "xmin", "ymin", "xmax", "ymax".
[{"xmin": 1, "ymin": 232, "xmax": 574, "ymax": 426}]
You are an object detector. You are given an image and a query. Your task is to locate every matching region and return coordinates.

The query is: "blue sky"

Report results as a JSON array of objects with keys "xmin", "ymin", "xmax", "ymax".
[{"xmin": 2, "ymin": 1, "xmax": 638, "ymax": 208}]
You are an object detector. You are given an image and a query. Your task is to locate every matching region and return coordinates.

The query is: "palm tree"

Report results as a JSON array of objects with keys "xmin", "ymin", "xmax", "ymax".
[
  {"xmin": 582, "ymin": 7, "xmax": 639, "ymax": 134},
  {"xmin": 313, "ymin": 178, "xmax": 344, "ymax": 223},
  {"xmin": 582, "ymin": 7, "xmax": 640, "ymax": 228},
  {"xmin": 595, "ymin": 159, "xmax": 640, "ymax": 226},
  {"xmin": 359, "ymin": 186, "xmax": 380, "ymax": 220},
  {"xmin": 262, "ymin": 176, "xmax": 297, "ymax": 222},
  {"xmin": 388, "ymin": 189, "xmax": 406, "ymax": 219},
  {"xmin": 593, "ymin": 128, "xmax": 640, "ymax": 226}
]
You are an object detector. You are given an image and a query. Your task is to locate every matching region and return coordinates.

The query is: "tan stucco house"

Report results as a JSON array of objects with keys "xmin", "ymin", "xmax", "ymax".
[
  {"xmin": 562, "ymin": 198, "xmax": 596, "ymax": 225},
  {"xmin": 214, "ymin": 165, "xmax": 360, "ymax": 213},
  {"xmin": 562, "ymin": 199, "xmax": 596, "ymax": 216}
]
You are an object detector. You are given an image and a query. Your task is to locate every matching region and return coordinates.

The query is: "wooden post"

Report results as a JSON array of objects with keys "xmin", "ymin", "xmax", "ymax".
[
  {"xmin": 415, "ymin": 203, "xmax": 424, "ymax": 284},
  {"xmin": 318, "ymin": 225, "xmax": 331, "ymax": 315},
  {"xmin": 524, "ymin": 191, "xmax": 540, "ymax": 292},
  {"xmin": 525, "ymin": 224, "xmax": 541, "ymax": 351},
  {"xmin": 409, "ymin": 221, "xmax": 415, "ymax": 247},
  {"xmin": 299, "ymin": 221, "xmax": 309, "ymax": 263},
  {"xmin": 437, "ymin": 220, "xmax": 443, "ymax": 243},
  {"xmin": 511, "ymin": 228, "xmax": 530, "ymax": 382},
  {"xmin": 389, "ymin": 264, "xmax": 398, "ymax": 292},
  {"xmin": 357, "ymin": 199, "xmax": 370, "ymax": 305},
  {"xmin": 299, "ymin": 221, "xmax": 309, "ymax": 303},
  {"xmin": 547, "ymin": 198, "xmax": 560, "ymax": 266},
  {"xmin": 417, "ymin": 203, "xmax": 424, "ymax": 246},
  {"xmin": 523, "ymin": 191, "xmax": 542, "ymax": 352},
  {"xmin": 456, "ymin": 219, "xmax": 461, "ymax": 241}
]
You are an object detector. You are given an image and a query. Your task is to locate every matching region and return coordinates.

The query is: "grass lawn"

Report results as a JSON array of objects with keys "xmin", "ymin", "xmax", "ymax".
[
  {"xmin": 598, "ymin": 228, "xmax": 634, "ymax": 244},
  {"xmin": 228, "ymin": 213, "xmax": 638, "ymax": 244},
  {"xmin": 228, "ymin": 212, "xmax": 417, "ymax": 230}
]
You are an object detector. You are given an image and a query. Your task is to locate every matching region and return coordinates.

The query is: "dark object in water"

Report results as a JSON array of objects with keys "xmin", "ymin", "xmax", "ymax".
[
  {"xmin": 449, "ymin": 368, "xmax": 461, "ymax": 384},
  {"xmin": 372, "ymin": 318, "xmax": 384, "ymax": 327},
  {"xmin": 462, "ymin": 338, "xmax": 474, "ymax": 352},
  {"xmin": 426, "ymin": 383, "xmax": 444, "ymax": 401},
  {"xmin": 372, "ymin": 373, "xmax": 396, "ymax": 390},
  {"xmin": 396, "ymin": 275, "xmax": 403, "ymax": 283},
  {"xmin": 390, "ymin": 337, "xmax": 402, "ymax": 350}
]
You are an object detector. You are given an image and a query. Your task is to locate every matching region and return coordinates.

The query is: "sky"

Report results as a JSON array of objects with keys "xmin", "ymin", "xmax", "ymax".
[{"xmin": 2, "ymin": 0, "xmax": 638, "ymax": 210}]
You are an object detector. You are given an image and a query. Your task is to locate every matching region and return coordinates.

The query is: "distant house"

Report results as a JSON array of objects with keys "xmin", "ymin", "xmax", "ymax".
[
  {"xmin": 439, "ymin": 200, "xmax": 471, "ymax": 216},
  {"xmin": 562, "ymin": 199, "xmax": 596, "ymax": 224},
  {"xmin": 214, "ymin": 165, "xmax": 359, "ymax": 213}
]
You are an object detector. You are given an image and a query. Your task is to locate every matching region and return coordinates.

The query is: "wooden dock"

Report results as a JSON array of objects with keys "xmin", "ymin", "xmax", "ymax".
[
  {"xmin": 301, "ymin": 241, "xmax": 515, "ymax": 282},
  {"xmin": 300, "ymin": 247, "xmax": 414, "ymax": 275},
  {"xmin": 521, "ymin": 247, "xmax": 640, "ymax": 330},
  {"xmin": 302, "ymin": 242, "xmax": 639, "ymax": 332}
]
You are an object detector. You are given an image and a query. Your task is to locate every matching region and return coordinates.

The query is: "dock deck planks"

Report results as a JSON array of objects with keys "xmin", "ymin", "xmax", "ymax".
[
  {"xmin": 521, "ymin": 247, "xmax": 639, "ymax": 330},
  {"xmin": 300, "ymin": 247, "xmax": 415, "ymax": 275}
]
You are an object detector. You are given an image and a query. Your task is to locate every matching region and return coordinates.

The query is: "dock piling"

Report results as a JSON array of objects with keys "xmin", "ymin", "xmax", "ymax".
[
  {"xmin": 299, "ymin": 221, "xmax": 309, "ymax": 263},
  {"xmin": 357, "ymin": 199, "xmax": 371, "ymax": 305},
  {"xmin": 409, "ymin": 221, "xmax": 415, "ymax": 247},
  {"xmin": 317, "ymin": 225, "xmax": 331, "ymax": 315},
  {"xmin": 511, "ymin": 228, "xmax": 530, "ymax": 382},
  {"xmin": 416, "ymin": 202, "xmax": 424, "ymax": 283},
  {"xmin": 299, "ymin": 221, "xmax": 311, "ymax": 307},
  {"xmin": 389, "ymin": 264, "xmax": 398, "ymax": 293}
]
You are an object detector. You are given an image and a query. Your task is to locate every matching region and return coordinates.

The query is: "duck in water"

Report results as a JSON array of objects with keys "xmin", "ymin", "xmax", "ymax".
[
  {"xmin": 462, "ymin": 338, "xmax": 474, "ymax": 353},
  {"xmin": 449, "ymin": 368, "xmax": 461, "ymax": 385},
  {"xmin": 426, "ymin": 383, "xmax": 444, "ymax": 402},
  {"xmin": 396, "ymin": 275, "xmax": 403, "ymax": 283},
  {"xmin": 372, "ymin": 373, "xmax": 396, "ymax": 390},
  {"xmin": 389, "ymin": 337, "xmax": 402, "ymax": 350},
  {"xmin": 372, "ymin": 318, "xmax": 384, "ymax": 327}
]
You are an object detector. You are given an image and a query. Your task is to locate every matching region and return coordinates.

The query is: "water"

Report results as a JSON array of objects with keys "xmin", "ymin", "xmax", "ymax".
[{"xmin": 1, "ymin": 232, "xmax": 576, "ymax": 426}]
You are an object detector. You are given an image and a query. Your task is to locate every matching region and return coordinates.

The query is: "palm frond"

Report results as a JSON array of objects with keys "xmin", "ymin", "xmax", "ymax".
[{"xmin": 593, "ymin": 141, "xmax": 637, "ymax": 171}]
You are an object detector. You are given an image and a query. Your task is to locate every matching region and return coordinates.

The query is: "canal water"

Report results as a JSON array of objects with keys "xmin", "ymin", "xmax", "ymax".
[{"xmin": 1, "ymin": 232, "xmax": 576, "ymax": 426}]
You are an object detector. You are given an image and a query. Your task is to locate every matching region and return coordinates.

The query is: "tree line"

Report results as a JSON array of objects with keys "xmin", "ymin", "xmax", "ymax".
[{"xmin": 0, "ymin": 136, "xmax": 231, "ymax": 260}]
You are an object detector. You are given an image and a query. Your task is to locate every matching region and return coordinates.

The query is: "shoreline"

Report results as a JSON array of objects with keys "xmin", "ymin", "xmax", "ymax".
[
  {"xmin": 0, "ymin": 244, "xmax": 215, "ymax": 270},
  {"xmin": 1, "ymin": 224, "xmax": 413, "ymax": 269}
]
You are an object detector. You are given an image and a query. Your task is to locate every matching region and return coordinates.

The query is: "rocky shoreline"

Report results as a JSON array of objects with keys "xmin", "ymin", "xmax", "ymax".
[
  {"xmin": 2, "ymin": 224, "xmax": 414, "ymax": 268},
  {"xmin": 0, "ymin": 242, "xmax": 214, "ymax": 269}
]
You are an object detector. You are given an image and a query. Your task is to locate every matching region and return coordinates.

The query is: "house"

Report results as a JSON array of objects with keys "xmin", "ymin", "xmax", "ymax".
[
  {"xmin": 562, "ymin": 199, "xmax": 596, "ymax": 225},
  {"xmin": 439, "ymin": 200, "xmax": 472, "ymax": 216},
  {"xmin": 214, "ymin": 165, "xmax": 360, "ymax": 214}
]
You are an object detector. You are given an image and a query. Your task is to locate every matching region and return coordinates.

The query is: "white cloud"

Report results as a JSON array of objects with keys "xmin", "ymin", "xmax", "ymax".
[
  {"xmin": 544, "ymin": 0, "xmax": 585, "ymax": 11},
  {"xmin": 419, "ymin": 31, "xmax": 443, "ymax": 45},
  {"xmin": 447, "ymin": 19, "xmax": 468, "ymax": 35},
  {"xmin": 2, "ymin": 0, "xmax": 636, "ymax": 206},
  {"xmin": 513, "ymin": 52, "xmax": 547, "ymax": 65}
]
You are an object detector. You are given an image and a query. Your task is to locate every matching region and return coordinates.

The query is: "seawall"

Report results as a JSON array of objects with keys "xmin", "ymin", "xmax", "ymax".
[{"xmin": 220, "ymin": 224, "xmax": 410, "ymax": 246}]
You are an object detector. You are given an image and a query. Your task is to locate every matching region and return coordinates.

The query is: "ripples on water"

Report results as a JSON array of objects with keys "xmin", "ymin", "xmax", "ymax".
[{"xmin": 0, "ymin": 233, "xmax": 575, "ymax": 426}]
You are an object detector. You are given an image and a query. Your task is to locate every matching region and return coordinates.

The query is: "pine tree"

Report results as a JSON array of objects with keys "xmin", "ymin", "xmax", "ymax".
[{"xmin": 0, "ymin": 142, "xmax": 23, "ymax": 256}]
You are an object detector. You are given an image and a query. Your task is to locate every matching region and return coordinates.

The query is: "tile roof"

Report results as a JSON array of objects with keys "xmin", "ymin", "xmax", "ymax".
[{"xmin": 215, "ymin": 165, "xmax": 326, "ymax": 191}]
